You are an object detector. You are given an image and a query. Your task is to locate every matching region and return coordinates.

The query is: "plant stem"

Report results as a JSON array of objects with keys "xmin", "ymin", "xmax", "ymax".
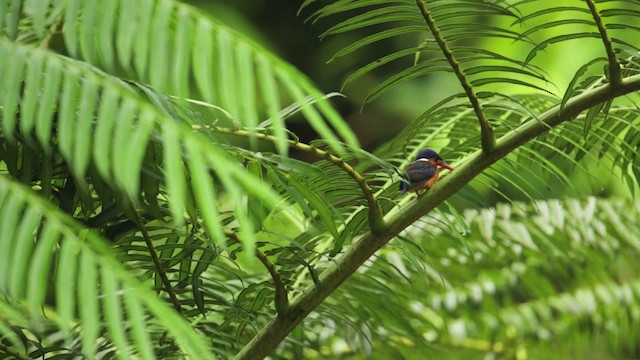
[
  {"xmin": 585, "ymin": 0, "xmax": 621, "ymax": 86},
  {"xmin": 194, "ymin": 125, "xmax": 386, "ymax": 233},
  {"xmin": 225, "ymin": 230, "xmax": 289, "ymax": 315},
  {"xmin": 415, "ymin": 0, "xmax": 495, "ymax": 153},
  {"xmin": 136, "ymin": 217, "xmax": 183, "ymax": 315},
  {"xmin": 234, "ymin": 74, "xmax": 640, "ymax": 360}
]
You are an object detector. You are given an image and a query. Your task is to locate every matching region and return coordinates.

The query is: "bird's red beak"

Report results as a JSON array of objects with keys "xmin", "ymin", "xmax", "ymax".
[{"xmin": 437, "ymin": 161, "xmax": 454, "ymax": 171}]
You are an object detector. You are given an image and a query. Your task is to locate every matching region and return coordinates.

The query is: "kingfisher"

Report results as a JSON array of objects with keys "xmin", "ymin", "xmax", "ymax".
[{"xmin": 399, "ymin": 149, "xmax": 454, "ymax": 195}]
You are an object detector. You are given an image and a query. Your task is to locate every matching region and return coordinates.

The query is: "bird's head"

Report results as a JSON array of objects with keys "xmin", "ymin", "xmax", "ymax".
[{"xmin": 415, "ymin": 149, "xmax": 454, "ymax": 170}]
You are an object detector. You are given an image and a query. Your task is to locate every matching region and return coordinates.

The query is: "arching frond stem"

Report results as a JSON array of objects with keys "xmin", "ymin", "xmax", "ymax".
[
  {"xmin": 585, "ymin": 0, "xmax": 621, "ymax": 86},
  {"xmin": 224, "ymin": 230, "xmax": 289, "ymax": 315},
  {"xmin": 195, "ymin": 125, "xmax": 386, "ymax": 233},
  {"xmin": 234, "ymin": 73, "xmax": 640, "ymax": 360},
  {"xmin": 136, "ymin": 217, "xmax": 184, "ymax": 315},
  {"xmin": 415, "ymin": 0, "xmax": 495, "ymax": 153}
]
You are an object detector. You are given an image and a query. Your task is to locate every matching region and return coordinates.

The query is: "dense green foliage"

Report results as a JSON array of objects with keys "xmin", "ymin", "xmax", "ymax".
[{"xmin": 1, "ymin": 0, "xmax": 640, "ymax": 359}]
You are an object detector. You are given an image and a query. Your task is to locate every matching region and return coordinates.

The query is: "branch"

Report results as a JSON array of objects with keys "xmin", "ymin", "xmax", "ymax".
[
  {"xmin": 225, "ymin": 230, "xmax": 289, "ymax": 315},
  {"xmin": 194, "ymin": 125, "xmax": 386, "ymax": 233},
  {"xmin": 415, "ymin": 0, "xmax": 495, "ymax": 153},
  {"xmin": 234, "ymin": 74, "xmax": 640, "ymax": 360},
  {"xmin": 585, "ymin": 0, "xmax": 621, "ymax": 86},
  {"xmin": 136, "ymin": 217, "xmax": 184, "ymax": 315}
]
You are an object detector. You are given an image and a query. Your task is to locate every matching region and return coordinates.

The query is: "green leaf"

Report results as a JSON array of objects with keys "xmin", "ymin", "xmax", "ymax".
[
  {"xmin": 525, "ymin": 33, "xmax": 601, "ymax": 65},
  {"xmin": 26, "ymin": 221, "xmax": 59, "ymax": 320},
  {"xmin": 56, "ymin": 240, "xmax": 78, "ymax": 338},
  {"xmin": 79, "ymin": 251, "xmax": 99, "ymax": 359},
  {"xmin": 123, "ymin": 291, "xmax": 155, "ymax": 360},
  {"xmin": 343, "ymin": 46, "xmax": 426, "ymax": 89},
  {"xmin": 120, "ymin": 109, "xmax": 155, "ymax": 196},
  {"xmin": 162, "ymin": 128, "xmax": 187, "ymax": 225},
  {"xmin": 133, "ymin": 0, "xmax": 153, "ymax": 77},
  {"xmin": 18, "ymin": 50, "xmax": 44, "ymax": 138},
  {"xmin": 583, "ymin": 101, "xmax": 607, "ymax": 138},
  {"xmin": 149, "ymin": 0, "xmax": 171, "ymax": 91},
  {"xmin": 561, "ymin": 57, "xmax": 606, "ymax": 111},
  {"xmin": 62, "ymin": 0, "xmax": 80, "ymax": 56},
  {"xmin": 288, "ymin": 175, "xmax": 340, "ymax": 239},
  {"xmin": 8, "ymin": 206, "xmax": 40, "ymax": 299},
  {"xmin": 262, "ymin": 154, "xmax": 324, "ymax": 177},
  {"xmin": 246, "ymin": 161, "xmax": 270, "ymax": 227},
  {"xmin": 184, "ymin": 140, "xmax": 225, "ymax": 247},
  {"xmin": 115, "ymin": 0, "xmax": 137, "ymax": 68},
  {"xmin": 1, "ymin": 47, "xmax": 25, "ymax": 141},
  {"xmin": 365, "ymin": 62, "xmax": 452, "ymax": 103},
  {"xmin": 0, "ymin": 194, "xmax": 23, "ymax": 292},
  {"xmin": 72, "ymin": 76, "xmax": 99, "ymax": 181},
  {"xmin": 35, "ymin": 58, "xmax": 62, "ymax": 153},
  {"xmin": 320, "ymin": 6, "xmax": 421, "ymax": 38},
  {"xmin": 329, "ymin": 25, "xmax": 425, "ymax": 62},
  {"xmin": 256, "ymin": 54, "xmax": 286, "ymax": 155},
  {"xmin": 93, "ymin": 87, "xmax": 120, "ymax": 179}
]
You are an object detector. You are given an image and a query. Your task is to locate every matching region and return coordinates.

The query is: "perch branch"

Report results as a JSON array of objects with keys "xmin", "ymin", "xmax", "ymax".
[
  {"xmin": 585, "ymin": 0, "xmax": 621, "ymax": 86},
  {"xmin": 415, "ymin": 0, "xmax": 495, "ymax": 153},
  {"xmin": 193, "ymin": 125, "xmax": 385, "ymax": 233},
  {"xmin": 225, "ymin": 229, "xmax": 289, "ymax": 315},
  {"xmin": 234, "ymin": 74, "xmax": 640, "ymax": 360}
]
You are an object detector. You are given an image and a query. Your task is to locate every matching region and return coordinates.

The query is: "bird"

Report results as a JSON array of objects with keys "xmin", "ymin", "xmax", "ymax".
[{"xmin": 399, "ymin": 149, "xmax": 454, "ymax": 195}]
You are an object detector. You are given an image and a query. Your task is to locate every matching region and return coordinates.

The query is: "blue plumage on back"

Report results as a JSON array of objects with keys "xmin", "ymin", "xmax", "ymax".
[{"xmin": 402, "ymin": 160, "xmax": 437, "ymax": 192}]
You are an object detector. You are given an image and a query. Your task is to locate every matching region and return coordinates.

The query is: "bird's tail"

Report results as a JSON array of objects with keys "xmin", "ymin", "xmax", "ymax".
[{"xmin": 399, "ymin": 180, "xmax": 409, "ymax": 193}]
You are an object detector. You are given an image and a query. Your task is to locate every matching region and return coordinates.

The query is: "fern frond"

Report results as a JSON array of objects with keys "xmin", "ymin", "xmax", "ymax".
[
  {"xmin": 26, "ymin": 0, "xmax": 356, "ymax": 153},
  {"xmin": 0, "ymin": 175, "xmax": 214, "ymax": 358},
  {"xmin": 307, "ymin": 0, "xmax": 548, "ymax": 102},
  {"xmin": 0, "ymin": 40, "xmax": 282, "ymax": 254},
  {"xmin": 513, "ymin": 1, "xmax": 640, "ymax": 71}
]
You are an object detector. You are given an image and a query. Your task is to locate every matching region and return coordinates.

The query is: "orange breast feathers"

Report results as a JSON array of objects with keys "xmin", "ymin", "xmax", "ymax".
[{"xmin": 400, "ymin": 158, "xmax": 439, "ymax": 194}]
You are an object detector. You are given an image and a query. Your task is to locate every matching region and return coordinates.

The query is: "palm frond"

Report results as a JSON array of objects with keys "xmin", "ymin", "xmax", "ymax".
[
  {"xmin": 1, "ymin": 0, "xmax": 358, "ymax": 154},
  {"xmin": 0, "ymin": 175, "xmax": 214, "ymax": 358},
  {"xmin": 0, "ymin": 40, "xmax": 282, "ymax": 252}
]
